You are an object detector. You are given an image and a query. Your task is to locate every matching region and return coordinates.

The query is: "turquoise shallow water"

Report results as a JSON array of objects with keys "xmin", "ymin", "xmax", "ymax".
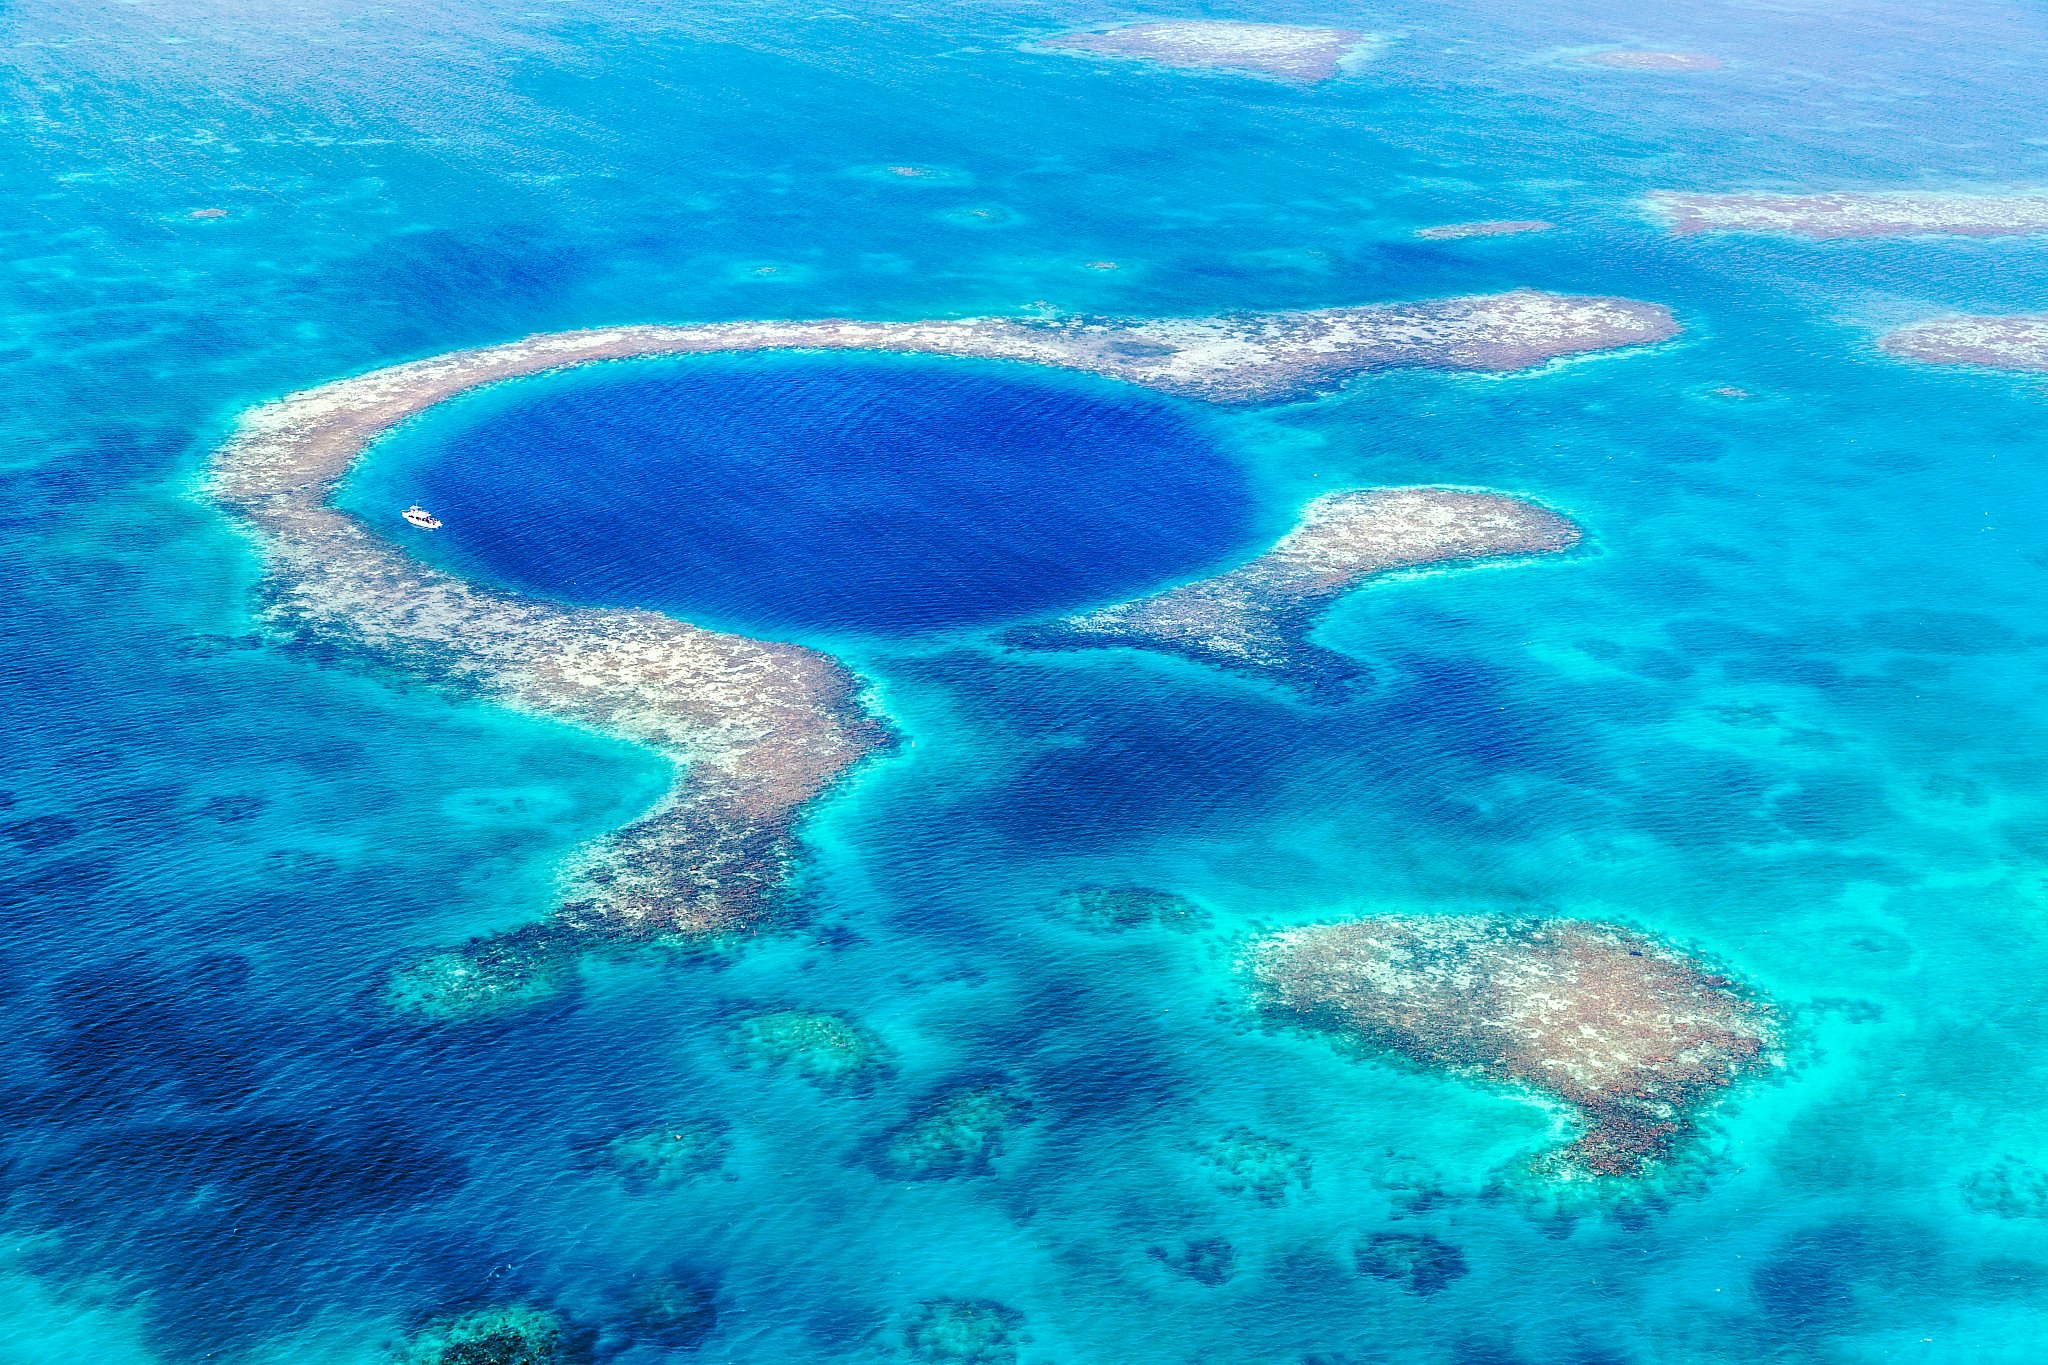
[{"xmin": 10, "ymin": 0, "xmax": 2048, "ymax": 1361}]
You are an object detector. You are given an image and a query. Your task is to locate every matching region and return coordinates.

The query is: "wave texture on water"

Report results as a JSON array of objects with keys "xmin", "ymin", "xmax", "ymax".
[{"xmin": 206, "ymin": 298, "xmax": 1667, "ymax": 1013}]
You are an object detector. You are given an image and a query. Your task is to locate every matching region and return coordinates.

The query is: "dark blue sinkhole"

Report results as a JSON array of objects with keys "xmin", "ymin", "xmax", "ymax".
[{"xmin": 358, "ymin": 351, "xmax": 1257, "ymax": 639}]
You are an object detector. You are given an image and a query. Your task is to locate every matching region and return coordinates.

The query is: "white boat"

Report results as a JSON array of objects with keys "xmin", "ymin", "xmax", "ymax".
[{"xmin": 401, "ymin": 505, "xmax": 442, "ymax": 530}]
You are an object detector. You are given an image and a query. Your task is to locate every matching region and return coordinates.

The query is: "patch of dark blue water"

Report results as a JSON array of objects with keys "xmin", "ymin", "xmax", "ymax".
[{"xmin": 400, "ymin": 353, "xmax": 1258, "ymax": 639}]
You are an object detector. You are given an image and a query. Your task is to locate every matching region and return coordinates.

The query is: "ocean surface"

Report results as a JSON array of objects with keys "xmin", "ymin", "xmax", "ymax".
[{"xmin": 7, "ymin": 0, "xmax": 2048, "ymax": 1361}]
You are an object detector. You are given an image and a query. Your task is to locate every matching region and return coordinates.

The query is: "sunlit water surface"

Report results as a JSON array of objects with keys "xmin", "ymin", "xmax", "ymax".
[{"xmin": 6, "ymin": 0, "xmax": 2048, "ymax": 1361}]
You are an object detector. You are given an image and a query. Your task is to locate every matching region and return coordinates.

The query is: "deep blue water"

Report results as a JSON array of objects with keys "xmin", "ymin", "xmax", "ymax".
[
  {"xmin": 8, "ymin": 0, "xmax": 2048, "ymax": 1362},
  {"xmin": 349, "ymin": 353, "xmax": 1256, "ymax": 638}
]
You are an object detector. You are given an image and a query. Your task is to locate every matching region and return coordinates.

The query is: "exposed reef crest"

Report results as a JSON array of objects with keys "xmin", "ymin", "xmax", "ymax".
[
  {"xmin": 1648, "ymin": 190, "xmax": 2048, "ymax": 238},
  {"xmin": 1009, "ymin": 487, "xmax": 1581, "ymax": 699},
  {"xmin": 206, "ymin": 296, "xmax": 1668, "ymax": 1013},
  {"xmin": 1248, "ymin": 915, "xmax": 1781, "ymax": 1178}
]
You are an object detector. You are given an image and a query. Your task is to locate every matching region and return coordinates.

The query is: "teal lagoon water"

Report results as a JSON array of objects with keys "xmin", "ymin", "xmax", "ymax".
[{"xmin": 8, "ymin": 0, "xmax": 2048, "ymax": 1362}]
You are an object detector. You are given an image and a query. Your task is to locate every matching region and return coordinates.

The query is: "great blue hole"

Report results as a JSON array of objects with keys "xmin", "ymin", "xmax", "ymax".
[{"xmin": 350, "ymin": 351, "xmax": 1256, "ymax": 639}]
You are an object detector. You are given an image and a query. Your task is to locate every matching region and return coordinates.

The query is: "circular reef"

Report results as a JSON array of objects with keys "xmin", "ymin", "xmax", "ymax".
[{"xmin": 207, "ymin": 294, "xmax": 1673, "ymax": 1016}]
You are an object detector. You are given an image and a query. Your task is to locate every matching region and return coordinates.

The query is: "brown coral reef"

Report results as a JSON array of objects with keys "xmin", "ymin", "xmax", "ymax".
[
  {"xmin": 1249, "ymin": 916, "xmax": 1781, "ymax": 1177},
  {"xmin": 1010, "ymin": 488, "xmax": 1580, "ymax": 699},
  {"xmin": 210, "ymin": 331, "xmax": 894, "ymax": 992}
]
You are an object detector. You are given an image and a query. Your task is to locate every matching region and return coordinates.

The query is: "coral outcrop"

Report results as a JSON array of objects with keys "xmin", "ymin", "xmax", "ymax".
[
  {"xmin": 391, "ymin": 1305, "xmax": 566, "ymax": 1365},
  {"xmin": 873, "ymin": 1084, "xmax": 1028, "ymax": 1179},
  {"xmin": 731, "ymin": 1008, "xmax": 894, "ymax": 1091},
  {"xmin": 1248, "ymin": 916, "xmax": 1781, "ymax": 1177}
]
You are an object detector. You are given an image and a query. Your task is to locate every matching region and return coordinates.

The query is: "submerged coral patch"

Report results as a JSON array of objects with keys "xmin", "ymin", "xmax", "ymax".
[
  {"xmin": 1197, "ymin": 1128, "xmax": 1312, "ymax": 1204},
  {"xmin": 1414, "ymin": 220, "xmax": 1553, "ymax": 240},
  {"xmin": 900, "ymin": 1299, "xmax": 1025, "ymax": 1365},
  {"xmin": 391, "ymin": 1304, "xmax": 566, "ymax": 1365},
  {"xmin": 1011, "ymin": 488, "xmax": 1581, "ymax": 700},
  {"xmin": 617, "ymin": 1272, "xmax": 720, "ymax": 1351},
  {"xmin": 385, "ymin": 922, "xmax": 581, "ymax": 1021},
  {"xmin": 1354, "ymin": 1231, "xmax": 1468, "ymax": 1294},
  {"xmin": 1249, "ymin": 916, "xmax": 1781, "ymax": 1178},
  {"xmin": 1148, "ymin": 1236, "xmax": 1236, "ymax": 1286},
  {"xmin": 1962, "ymin": 1156, "xmax": 2048, "ymax": 1218},
  {"xmin": 1056, "ymin": 884, "xmax": 1206, "ymax": 932},
  {"xmin": 733, "ymin": 1008, "xmax": 895, "ymax": 1090},
  {"xmin": 873, "ymin": 1084, "xmax": 1029, "ymax": 1179},
  {"xmin": 1576, "ymin": 50, "xmax": 1724, "ymax": 71},
  {"xmin": 599, "ymin": 1119, "xmax": 732, "ymax": 1193}
]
